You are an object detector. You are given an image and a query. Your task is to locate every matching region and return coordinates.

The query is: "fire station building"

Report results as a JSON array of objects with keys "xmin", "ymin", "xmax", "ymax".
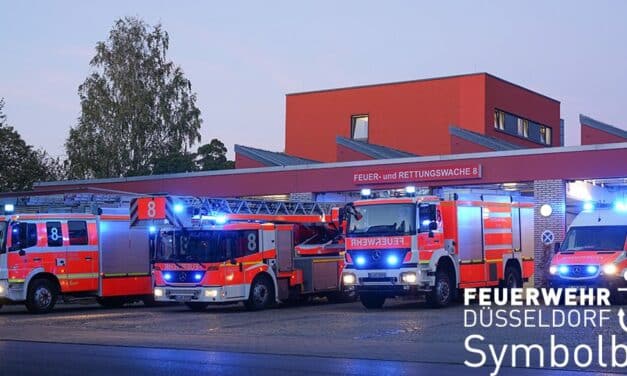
[{"xmin": 3, "ymin": 72, "xmax": 627, "ymax": 285}]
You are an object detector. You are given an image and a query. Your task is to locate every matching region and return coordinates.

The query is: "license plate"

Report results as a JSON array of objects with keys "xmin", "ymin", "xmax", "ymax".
[
  {"xmin": 175, "ymin": 296, "xmax": 192, "ymax": 302},
  {"xmin": 368, "ymin": 272, "xmax": 386, "ymax": 278}
]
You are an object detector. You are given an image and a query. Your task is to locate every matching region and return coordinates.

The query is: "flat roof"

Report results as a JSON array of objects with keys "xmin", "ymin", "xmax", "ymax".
[
  {"xmin": 286, "ymin": 72, "xmax": 560, "ymax": 103},
  {"xmin": 33, "ymin": 142, "xmax": 627, "ymax": 189}
]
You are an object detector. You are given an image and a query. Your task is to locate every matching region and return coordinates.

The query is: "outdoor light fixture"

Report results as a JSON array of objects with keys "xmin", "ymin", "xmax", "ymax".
[
  {"xmin": 405, "ymin": 186, "xmax": 416, "ymax": 195},
  {"xmin": 540, "ymin": 204, "xmax": 553, "ymax": 217},
  {"xmin": 360, "ymin": 188, "xmax": 372, "ymax": 198},
  {"xmin": 3, "ymin": 204, "xmax": 15, "ymax": 213}
]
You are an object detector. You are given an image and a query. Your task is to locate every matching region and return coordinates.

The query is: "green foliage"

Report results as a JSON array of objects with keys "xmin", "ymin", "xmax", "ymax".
[
  {"xmin": 196, "ymin": 139, "xmax": 235, "ymax": 171},
  {"xmin": 65, "ymin": 17, "xmax": 202, "ymax": 179},
  {"xmin": 0, "ymin": 98, "xmax": 64, "ymax": 191}
]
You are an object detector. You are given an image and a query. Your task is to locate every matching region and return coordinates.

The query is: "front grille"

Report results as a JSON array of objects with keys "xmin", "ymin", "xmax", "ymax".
[
  {"xmin": 559, "ymin": 265, "xmax": 599, "ymax": 279},
  {"xmin": 361, "ymin": 277, "xmax": 397, "ymax": 283},
  {"xmin": 348, "ymin": 249, "xmax": 409, "ymax": 270},
  {"xmin": 163, "ymin": 271, "xmax": 205, "ymax": 284}
]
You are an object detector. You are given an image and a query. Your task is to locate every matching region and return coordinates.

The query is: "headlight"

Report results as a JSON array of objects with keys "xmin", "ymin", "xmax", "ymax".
[
  {"xmin": 204, "ymin": 289, "xmax": 218, "ymax": 298},
  {"xmin": 343, "ymin": 273, "xmax": 356, "ymax": 285},
  {"xmin": 623, "ymin": 270, "xmax": 627, "ymax": 281},
  {"xmin": 0, "ymin": 285, "xmax": 4, "ymax": 294},
  {"xmin": 154, "ymin": 288, "xmax": 164, "ymax": 297},
  {"xmin": 602, "ymin": 264, "xmax": 618, "ymax": 275},
  {"xmin": 549, "ymin": 266, "xmax": 558, "ymax": 275},
  {"xmin": 401, "ymin": 272, "xmax": 417, "ymax": 284}
]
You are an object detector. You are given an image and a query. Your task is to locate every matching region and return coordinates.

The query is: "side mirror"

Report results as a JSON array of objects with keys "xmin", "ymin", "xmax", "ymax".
[
  {"xmin": 429, "ymin": 222, "xmax": 437, "ymax": 231},
  {"xmin": 553, "ymin": 242, "xmax": 561, "ymax": 253},
  {"xmin": 18, "ymin": 249, "xmax": 26, "ymax": 256},
  {"xmin": 428, "ymin": 231, "xmax": 435, "ymax": 238}
]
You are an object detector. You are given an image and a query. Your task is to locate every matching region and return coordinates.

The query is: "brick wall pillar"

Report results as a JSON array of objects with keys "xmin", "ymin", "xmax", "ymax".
[{"xmin": 533, "ymin": 179, "xmax": 566, "ymax": 287}]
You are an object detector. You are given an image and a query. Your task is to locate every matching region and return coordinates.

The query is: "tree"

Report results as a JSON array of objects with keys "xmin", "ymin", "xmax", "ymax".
[
  {"xmin": 0, "ymin": 98, "xmax": 54, "ymax": 191},
  {"xmin": 66, "ymin": 17, "xmax": 202, "ymax": 179},
  {"xmin": 196, "ymin": 139, "xmax": 235, "ymax": 170}
]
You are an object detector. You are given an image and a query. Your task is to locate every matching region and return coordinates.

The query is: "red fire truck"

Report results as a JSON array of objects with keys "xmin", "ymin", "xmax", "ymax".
[
  {"xmin": 130, "ymin": 196, "xmax": 349, "ymax": 311},
  {"xmin": 0, "ymin": 208, "xmax": 153, "ymax": 313},
  {"xmin": 549, "ymin": 204, "xmax": 627, "ymax": 304},
  {"xmin": 340, "ymin": 193, "xmax": 534, "ymax": 308}
]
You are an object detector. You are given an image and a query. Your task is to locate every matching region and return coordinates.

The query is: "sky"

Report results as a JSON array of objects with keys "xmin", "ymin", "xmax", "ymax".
[{"xmin": 1, "ymin": 1, "xmax": 627, "ymax": 159}]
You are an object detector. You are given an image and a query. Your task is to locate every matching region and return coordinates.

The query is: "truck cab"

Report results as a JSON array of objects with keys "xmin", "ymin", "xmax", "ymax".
[{"xmin": 549, "ymin": 208, "xmax": 627, "ymax": 303}]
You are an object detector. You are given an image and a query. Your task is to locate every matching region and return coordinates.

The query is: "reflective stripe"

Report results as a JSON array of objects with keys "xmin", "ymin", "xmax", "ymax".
[
  {"xmin": 8, "ymin": 279, "xmax": 25, "ymax": 283},
  {"xmin": 312, "ymin": 258, "xmax": 341, "ymax": 263},
  {"xmin": 103, "ymin": 272, "xmax": 149, "ymax": 278},
  {"xmin": 483, "ymin": 228, "xmax": 512, "ymax": 234},
  {"xmin": 58, "ymin": 273, "xmax": 99, "ymax": 279},
  {"xmin": 9, "ymin": 246, "xmax": 98, "ymax": 254},
  {"xmin": 486, "ymin": 259, "xmax": 502, "ymax": 264},
  {"xmin": 484, "ymin": 245, "xmax": 512, "ymax": 251},
  {"xmin": 485, "ymin": 212, "xmax": 511, "ymax": 218}
]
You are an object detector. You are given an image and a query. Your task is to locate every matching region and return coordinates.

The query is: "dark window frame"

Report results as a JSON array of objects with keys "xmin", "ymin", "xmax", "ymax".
[
  {"xmin": 493, "ymin": 108, "xmax": 553, "ymax": 146},
  {"xmin": 350, "ymin": 114, "xmax": 369, "ymax": 141},
  {"xmin": 68, "ymin": 220, "xmax": 89, "ymax": 246}
]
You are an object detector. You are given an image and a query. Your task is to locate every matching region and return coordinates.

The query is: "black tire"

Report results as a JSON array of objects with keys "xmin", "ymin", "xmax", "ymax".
[
  {"xmin": 427, "ymin": 270, "xmax": 453, "ymax": 308},
  {"xmin": 96, "ymin": 297, "xmax": 126, "ymax": 308},
  {"xmin": 502, "ymin": 266, "xmax": 523, "ymax": 289},
  {"xmin": 185, "ymin": 302, "xmax": 209, "ymax": 311},
  {"xmin": 359, "ymin": 293, "xmax": 386, "ymax": 309},
  {"xmin": 25, "ymin": 279, "xmax": 58, "ymax": 314},
  {"xmin": 327, "ymin": 290, "xmax": 356, "ymax": 304},
  {"xmin": 141, "ymin": 295, "xmax": 159, "ymax": 307},
  {"xmin": 244, "ymin": 275, "xmax": 275, "ymax": 311}
]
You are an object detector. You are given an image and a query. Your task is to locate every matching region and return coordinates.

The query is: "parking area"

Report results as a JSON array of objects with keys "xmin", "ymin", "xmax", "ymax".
[{"xmin": 0, "ymin": 298, "xmax": 625, "ymax": 374}]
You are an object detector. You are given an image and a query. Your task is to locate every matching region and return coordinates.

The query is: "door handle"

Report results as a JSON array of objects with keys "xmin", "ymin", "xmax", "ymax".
[
  {"xmin": 33, "ymin": 258, "xmax": 42, "ymax": 262},
  {"xmin": 85, "ymin": 257, "xmax": 92, "ymax": 261}
]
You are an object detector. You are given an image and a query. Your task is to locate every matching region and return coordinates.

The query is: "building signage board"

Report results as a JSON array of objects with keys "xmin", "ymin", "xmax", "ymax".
[{"xmin": 352, "ymin": 163, "xmax": 482, "ymax": 184}]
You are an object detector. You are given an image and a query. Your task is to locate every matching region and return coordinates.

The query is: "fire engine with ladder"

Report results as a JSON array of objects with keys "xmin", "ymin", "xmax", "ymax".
[
  {"xmin": 0, "ymin": 199, "xmax": 153, "ymax": 313},
  {"xmin": 130, "ymin": 196, "xmax": 350, "ymax": 311},
  {"xmin": 340, "ymin": 192, "xmax": 534, "ymax": 308}
]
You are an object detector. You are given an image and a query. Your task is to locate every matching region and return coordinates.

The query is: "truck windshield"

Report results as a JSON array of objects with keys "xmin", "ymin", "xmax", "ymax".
[
  {"xmin": 0, "ymin": 221, "xmax": 6, "ymax": 253},
  {"xmin": 155, "ymin": 229, "xmax": 259, "ymax": 263},
  {"xmin": 347, "ymin": 204, "xmax": 415, "ymax": 236},
  {"xmin": 561, "ymin": 226, "xmax": 627, "ymax": 252}
]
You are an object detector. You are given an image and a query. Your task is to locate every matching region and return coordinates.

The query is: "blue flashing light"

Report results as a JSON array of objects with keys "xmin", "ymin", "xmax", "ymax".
[
  {"xmin": 163, "ymin": 272, "xmax": 173, "ymax": 281},
  {"xmin": 355, "ymin": 256, "xmax": 366, "ymax": 266},
  {"xmin": 148, "ymin": 225, "xmax": 157, "ymax": 234},
  {"xmin": 173, "ymin": 203, "xmax": 184, "ymax": 214},
  {"xmin": 583, "ymin": 201, "xmax": 594, "ymax": 211},
  {"xmin": 215, "ymin": 215, "xmax": 228, "ymax": 225},
  {"xmin": 193, "ymin": 272, "xmax": 203, "ymax": 281},
  {"xmin": 421, "ymin": 219, "xmax": 431, "ymax": 226},
  {"xmin": 558, "ymin": 265, "xmax": 569, "ymax": 275},
  {"xmin": 386, "ymin": 254, "xmax": 400, "ymax": 266},
  {"xmin": 586, "ymin": 265, "xmax": 598, "ymax": 275},
  {"xmin": 614, "ymin": 201, "xmax": 627, "ymax": 212}
]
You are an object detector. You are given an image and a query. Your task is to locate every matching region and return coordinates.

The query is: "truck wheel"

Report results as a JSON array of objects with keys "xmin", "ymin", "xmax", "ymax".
[
  {"xmin": 502, "ymin": 266, "xmax": 522, "ymax": 289},
  {"xmin": 359, "ymin": 293, "xmax": 385, "ymax": 309},
  {"xmin": 25, "ymin": 279, "xmax": 58, "ymax": 314},
  {"xmin": 185, "ymin": 302, "xmax": 209, "ymax": 311},
  {"xmin": 327, "ymin": 290, "xmax": 356, "ymax": 304},
  {"xmin": 244, "ymin": 276, "xmax": 275, "ymax": 311},
  {"xmin": 427, "ymin": 270, "xmax": 453, "ymax": 308},
  {"xmin": 96, "ymin": 297, "xmax": 126, "ymax": 308}
]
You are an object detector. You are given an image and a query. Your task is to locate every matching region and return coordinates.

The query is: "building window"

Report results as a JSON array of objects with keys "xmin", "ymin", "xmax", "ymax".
[
  {"xmin": 540, "ymin": 126, "xmax": 552, "ymax": 145},
  {"xmin": 517, "ymin": 119, "xmax": 528, "ymax": 137},
  {"xmin": 494, "ymin": 110, "xmax": 505, "ymax": 130},
  {"xmin": 351, "ymin": 115, "xmax": 368, "ymax": 141}
]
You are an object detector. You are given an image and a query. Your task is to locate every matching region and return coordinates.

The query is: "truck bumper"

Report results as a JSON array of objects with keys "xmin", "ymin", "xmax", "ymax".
[
  {"xmin": 153, "ymin": 285, "xmax": 247, "ymax": 303},
  {"xmin": 548, "ymin": 276, "xmax": 627, "ymax": 290},
  {"xmin": 0, "ymin": 279, "xmax": 25, "ymax": 303},
  {"xmin": 342, "ymin": 267, "xmax": 433, "ymax": 297}
]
